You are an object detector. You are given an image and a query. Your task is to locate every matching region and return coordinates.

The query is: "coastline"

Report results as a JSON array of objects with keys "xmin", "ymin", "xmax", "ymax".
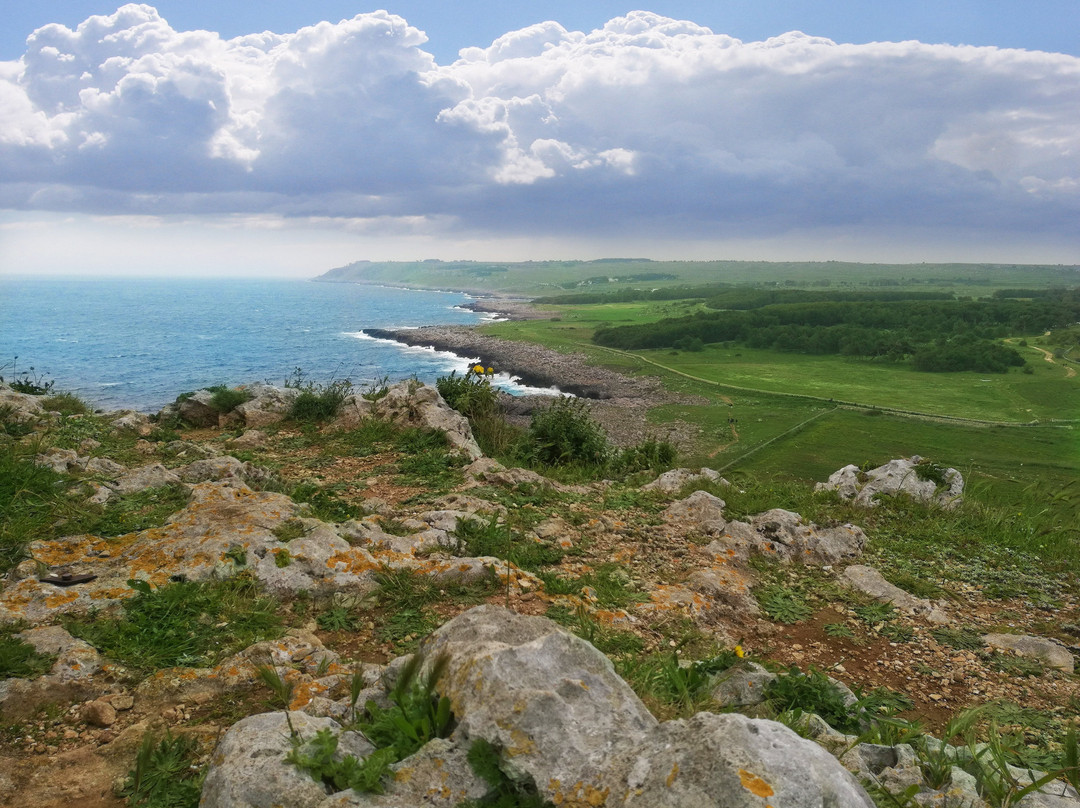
[{"xmin": 363, "ymin": 316, "xmax": 705, "ymax": 449}]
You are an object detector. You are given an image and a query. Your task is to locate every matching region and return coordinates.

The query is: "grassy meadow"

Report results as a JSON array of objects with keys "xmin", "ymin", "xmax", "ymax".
[{"xmin": 482, "ymin": 298, "xmax": 1080, "ymax": 517}]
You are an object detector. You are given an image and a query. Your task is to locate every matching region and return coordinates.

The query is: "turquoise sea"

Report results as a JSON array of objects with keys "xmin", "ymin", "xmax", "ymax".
[{"xmin": 0, "ymin": 277, "xmax": 535, "ymax": 412}]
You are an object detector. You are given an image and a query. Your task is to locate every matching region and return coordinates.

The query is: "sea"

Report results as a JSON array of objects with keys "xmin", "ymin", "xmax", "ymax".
[{"xmin": 0, "ymin": 277, "xmax": 551, "ymax": 412}]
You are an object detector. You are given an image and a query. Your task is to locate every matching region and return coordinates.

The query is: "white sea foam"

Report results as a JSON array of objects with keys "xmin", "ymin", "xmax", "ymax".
[{"xmin": 345, "ymin": 331, "xmax": 561, "ymax": 397}]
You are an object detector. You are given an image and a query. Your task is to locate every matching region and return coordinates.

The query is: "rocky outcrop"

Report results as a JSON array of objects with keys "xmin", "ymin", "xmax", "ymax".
[
  {"xmin": 816, "ymin": 457, "xmax": 964, "ymax": 509},
  {"xmin": 643, "ymin": 467, "xmax": 728, "ymax": 494},
  {"xmin": 699, "ymin": 508, "xmax": 867, "ymax": 566},
  {"xmin": 335, "ymin": 381, "xmax": 482, "ymax": 460},
  {"xmin": 201, "ymin": 607, "xmax": 873, "ymax": 808}
]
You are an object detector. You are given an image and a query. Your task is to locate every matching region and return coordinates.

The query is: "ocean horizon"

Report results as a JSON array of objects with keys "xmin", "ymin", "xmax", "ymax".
[{"xmin": 0, "ymin": 276, "xmax": 550, "ymax": 413}]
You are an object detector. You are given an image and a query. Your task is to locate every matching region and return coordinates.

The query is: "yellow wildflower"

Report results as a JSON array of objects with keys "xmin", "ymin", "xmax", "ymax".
[{"xmin": 735, "ymin": 645, "xmax": 745, "ymax": 659}]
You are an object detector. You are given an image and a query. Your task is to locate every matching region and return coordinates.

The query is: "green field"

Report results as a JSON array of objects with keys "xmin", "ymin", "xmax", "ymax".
[{"xmin": 483, "ymin": 301, "xmax": 1079, "ymax": 512}]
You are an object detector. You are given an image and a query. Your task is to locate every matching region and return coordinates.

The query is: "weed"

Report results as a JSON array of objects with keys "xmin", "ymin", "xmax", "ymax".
[
  {"xmin": 757, "ymin": 585, "xmax": 812, "ymax": 624},
  {"xmin": 394, "ymin": 428, "xmax": 465, "ymax": 489},
  {"xmin": 65, "ymin": 574, "xmax": 281, "ymax": 671},
  {"xmin": 824, "ymin": 622, "xmax": 856, "ymax": 639},
  {"xmin": 986, "ymin": 651, "xmax": 1044, "ymax": 678},
  {"xmin": 853, "ymin": 602, "xmax": 897, "ymax": 625},
  {"xmin": 273, "ymin": 548, "xmax": 292, "ymax": 568},
  {"xmin": 122, "ymin": 730, "xmax": 204, "ymax": 808},
  {"xmin": 0, "ymin": 404, "xmax": 34, "ymax": 438},
  {"xmin": 317, "ymin": 606, "xmax": 360, "ymax": 632},
  {"xmin": 914, "ymin": 459, "xmax": 951, "ymax": 488},
  {"xmin": 224, "ymin": 545, "xmax": 247, "ymax": 566},
  {"xmin": 880, "ymin": 623, "xmax": 916, "ymax": 643},
  {"xmin": 536, "ymin": 564, "xmax": 642, "ymax": 609},
  {"xmin": 73, "ymin": 483, "xmax": 190, "ymax": 537},
  {"xmin": 437, "ymin": 370, "xmax": 500, "ymax": 420},
  {"xmin": 358, "ymin": 651, "xmax": 453, "ymax": 759},
  {"xmin": 764, "ymin": 667, "xmax": 862, "ymax": 734},
  {"xmin": 448, "ymin": 515, "xmax": 563, "ymax": 572},
  {"xmin": 271, "ymin": 519, "xmax": 308, "ymax": 543},
  {"xmin": 288, "ymin": 375, "xmax": 353, "ymax": 422},
  {"xmin": 286, "ymin": 728, "xmax": 395, "ymax": 794},
  {"xmin": 0, "ymin": 442, "xmax": 70, "ymax": 573},
  {"xmin": 545, "ymin": 605, "xmax": 645, "ymax": 657}
]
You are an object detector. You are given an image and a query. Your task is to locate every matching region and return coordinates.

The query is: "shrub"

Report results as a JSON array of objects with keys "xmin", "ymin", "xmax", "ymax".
[
  {"xmin": 437, "ymin": 370, "xmax": 500, "ymax": 420},
  {"xmin": 206, "ymin": 385, "xmax": 252, "ymax": 413},
  {"xmin": 290, "ymin": 380, "xmax": 353, "ymax": 422},
  {"xmin": 40, "ymin": 392, "xmax": 89, "ymax": 416},
  {"xmin": 526, "ymin": 397, "xmax": 609, "ymax": 467}
]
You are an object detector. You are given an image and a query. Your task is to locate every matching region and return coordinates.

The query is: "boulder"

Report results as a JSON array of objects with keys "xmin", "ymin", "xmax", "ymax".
[
  {"xmin": 981, "ymin": 633, "xmax": 1075, "ymax": 673},
  {"xmin": 109, "ymin": 411, "xmax": 153, "ymax": 436},
  {"xmin": 816, "ymin": 457, "xmax": 964, "ymax": 509},
  {"xmin": 663, "ymin": 490, "xmax": 727, "ymax": 536},
  {"xmin": 234, "ymin": 384, "xmax": 300, "ymax": 427},
  {"xmin": 337, "ymin": 382, "xmax": 482, "ymax": 460},
  {"xmin": 0, "ymin": 385, "xmax": 44, "ymax": 421},
  {"xmin": 842, "ymin": 565, "xmax": 950, "ymax": 623},
  {"xmin": 108, "ymin": 463, "xmax": 184, "ymax": 494},
  {"xmin": 704, "ymin": 510, "xmax": 867, "ymax": 566},
  {"xmin": 643, "ymin": 467, "xmax": 728, "ymax": 494},
  {"xmin": 708, "ymin": 661, "xmax": 776, "ymax": 707},
  {"xmin": 201, "ymin": 712, "xmax": 368, "ymax": 808},
  {"xmin": 228, "ymin": 429, "xmax": 269, "ymax": 450},
  {"xmin": 175, "ymin": 389, "xmax": 220, "ymax": 427},
  {"xmin": 595, "ymin": 711, "xmax": 873, "ymax": 808},
  {"xmin": 421, "ymin": 605, "xmax": 658, "ymax": 791}
]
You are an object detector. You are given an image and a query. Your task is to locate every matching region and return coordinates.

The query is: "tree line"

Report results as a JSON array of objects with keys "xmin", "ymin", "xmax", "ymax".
[{"xmin": 592, "ymin": 291, "xmax": 1080, "ymax": 373}]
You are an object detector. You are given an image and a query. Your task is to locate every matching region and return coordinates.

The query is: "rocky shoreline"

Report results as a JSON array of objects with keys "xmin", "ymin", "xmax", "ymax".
[{"xmin": 364, "ymin": 323, "xmax": 706, "ymax": 449}]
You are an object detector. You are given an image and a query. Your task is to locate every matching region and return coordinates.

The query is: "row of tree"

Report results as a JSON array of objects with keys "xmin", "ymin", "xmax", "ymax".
[{"xmin": 592, "ymin": 292, "xmax": 1080, "ymax": 373}]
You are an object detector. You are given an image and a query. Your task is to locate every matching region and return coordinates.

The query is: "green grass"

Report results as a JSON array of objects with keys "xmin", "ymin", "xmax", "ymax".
[
  {"xmin": 64, "ymin": 574, "xmax": 282, "ymax": 672},
  {"xmin": 122, "ymin": 730, "xmax": 204, "ymax": 808},
  {"xmin": 0, "ymin": 442, "xmax": 71, "ymax": 573},
  {"xmin": 0, "ymin": 628, "xmax": 56, "ymax": 679},
  {"xmin": 72, "ymin": 483, "xmax": 191, "ymax": 537}
]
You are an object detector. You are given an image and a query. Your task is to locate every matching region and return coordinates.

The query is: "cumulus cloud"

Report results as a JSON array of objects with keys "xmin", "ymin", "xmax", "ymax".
[{"xmin": 0, "ymin": 5, "xmax": 1077, "ymax": 247}]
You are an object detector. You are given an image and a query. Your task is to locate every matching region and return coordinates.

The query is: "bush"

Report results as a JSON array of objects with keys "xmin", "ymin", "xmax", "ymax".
[
  {"xmin": 289, "ymin": 380, "xmax": 353, "ymax": 422},
  {"xmin": 526, "ymin": 397, "xmax": 609, "ymax": 467},
  {"xmin": 206, "ymin": 385, "xmax": 252, "ymax": 413},
  {"xmin": 437, "ymin": 370, "xmax": 499, "ymax": 420}
]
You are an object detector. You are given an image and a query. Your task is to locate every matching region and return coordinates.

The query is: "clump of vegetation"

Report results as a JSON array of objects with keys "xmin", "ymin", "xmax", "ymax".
[
  {"xmin": 1, "ymin": 359, "xmax": 55, "ymax": 395},
  {"xmin": 206, "ymin": 385, "xmax": 252, "ymax": 414},
  {"xmin": 40, "ymin": 392, "xmax": 90, "ymax": 416},
  {"xmin": 290, "ymin": 482, "xmax": 361, "ymax": 523},
  {"xmin": 447, "ymin": 515, "xmax": 563, "ymax": 571},
  {"xmin": 121, "ymin": 730, "xmax": 204, "ymax": 808},
  {"xmin": 286, "ymin": 369, "xmax": 353, "ymax": 422},
  {"xmin": 0, "ymin": 443, "xmax": 69, "ymax": 573},
  {"xmin": 284, "ymin": 652, "xmax": 454, "ymax": 795},
  {"xmin": 65, "ymin": 575, "xmax": 281, "ymax": 671},
  {"xmin": 73, "ymin": 483, "xmax": 191, "ymax": 538},
  {"xmin": 526, "ymin": 397, "xmax": 609, "ymax": 467}
]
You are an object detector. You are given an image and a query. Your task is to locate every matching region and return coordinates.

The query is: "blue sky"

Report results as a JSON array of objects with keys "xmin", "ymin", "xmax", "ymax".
[{"xmin": 1, "ymin": 2, "xmax": 1078, "ymax": 276}]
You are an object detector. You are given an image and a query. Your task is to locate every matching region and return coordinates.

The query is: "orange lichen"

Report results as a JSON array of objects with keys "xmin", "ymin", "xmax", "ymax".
[
  {"xmin": 738, "ymin": 769, "xmax": 775, "ymax": 798},
  {"xmin": 666, "ymin": 762, "xmax": 680, "ymax": 787}
]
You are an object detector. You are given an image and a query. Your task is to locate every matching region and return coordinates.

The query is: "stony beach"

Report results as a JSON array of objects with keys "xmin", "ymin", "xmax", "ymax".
[{"xmin": 365, "ymin": 314, "xmax": 706, "ymax": 449}]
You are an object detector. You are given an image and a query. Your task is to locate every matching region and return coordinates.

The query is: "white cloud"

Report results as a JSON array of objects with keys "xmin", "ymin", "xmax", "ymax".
[{"xmin": 0, "ymin": 6, "xmax": 1077, "ymax": 250}]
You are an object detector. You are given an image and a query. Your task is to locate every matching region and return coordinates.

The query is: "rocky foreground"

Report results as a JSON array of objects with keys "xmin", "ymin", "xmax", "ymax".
[{"xmin": 1, "ymin": 379, "xmax": 1079, "ymax": 808}]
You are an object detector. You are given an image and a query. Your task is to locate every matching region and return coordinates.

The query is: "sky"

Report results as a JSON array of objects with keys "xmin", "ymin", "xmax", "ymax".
[{"xmin": 1, "ymin": 1, "xmax": 1078, "ymax": 277}]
